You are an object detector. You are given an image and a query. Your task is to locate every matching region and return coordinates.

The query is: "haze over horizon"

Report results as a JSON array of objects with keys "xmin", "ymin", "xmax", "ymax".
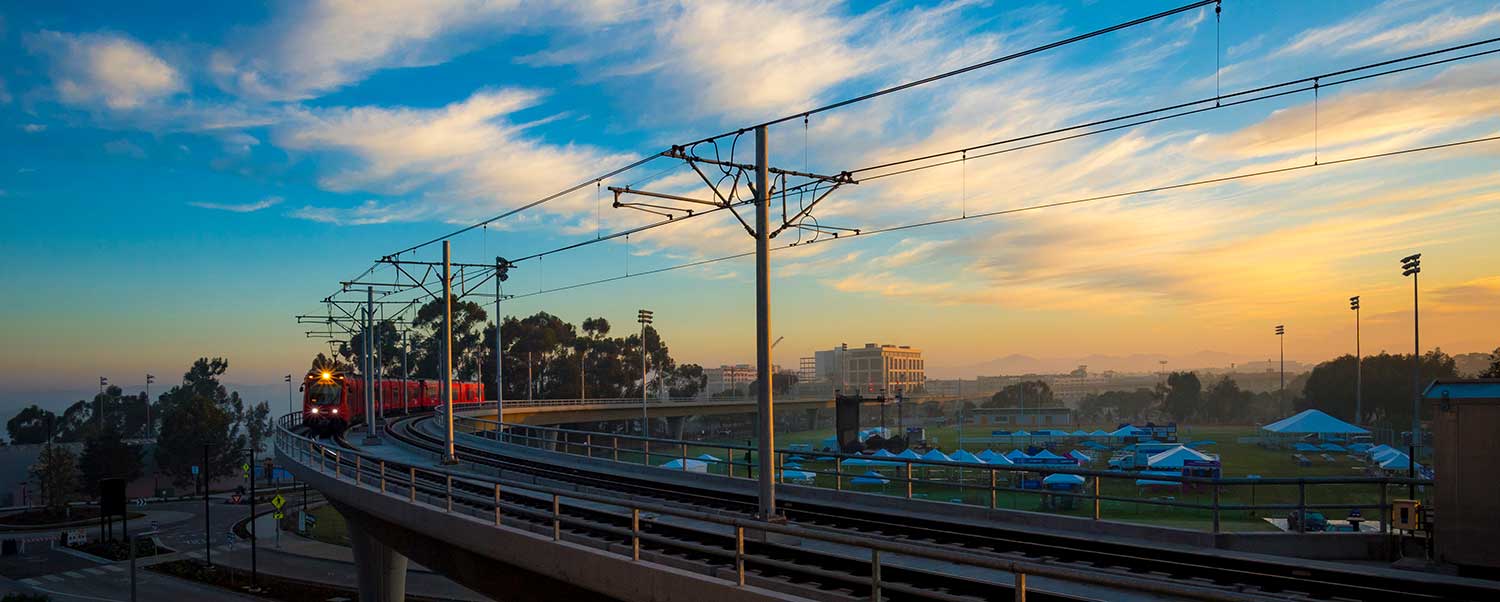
[{"xmin": 3, "ymin": 1, "xmax": 1499, "ymax": 414}]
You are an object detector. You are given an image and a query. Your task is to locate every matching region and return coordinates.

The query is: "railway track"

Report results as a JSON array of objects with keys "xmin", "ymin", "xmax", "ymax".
[
  {"xmin": 321, "ymin": 423, "xmax": 1086, "ymax": 602},
  {"xmin": 343, "ymin": 415, "xmax": 1496, "ymax": 602}
]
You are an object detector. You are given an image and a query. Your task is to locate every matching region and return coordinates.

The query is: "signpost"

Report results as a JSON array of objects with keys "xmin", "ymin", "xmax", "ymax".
[{"xmin": 271, "ymin": 494, "xmax": 285, "ymax": 547}]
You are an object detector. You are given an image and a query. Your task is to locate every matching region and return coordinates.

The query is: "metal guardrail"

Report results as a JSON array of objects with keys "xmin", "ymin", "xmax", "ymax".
[
  {"xmin": 491, "ymin": 395, "xmax": 909, "ymax": 409},
  {"xmin": 274, "ymin": 413, "xmax": 1290, "ymax": 602},
  {"xmin": 453, "ymin": 415, "xmax": 1432, "ymax": 534}
]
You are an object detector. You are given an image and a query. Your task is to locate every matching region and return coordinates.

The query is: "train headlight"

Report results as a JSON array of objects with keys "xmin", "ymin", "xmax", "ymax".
[
  {"xmin": 310, "ymin": 408, "xmax": 319, "ymax": 414},
  {"xmin": 320, "ymin": 371, "xmax": 332, "ymax": 380},
  {"xmin": 332, "ymin": 408, "xmax": 339, "ymax": 415}
]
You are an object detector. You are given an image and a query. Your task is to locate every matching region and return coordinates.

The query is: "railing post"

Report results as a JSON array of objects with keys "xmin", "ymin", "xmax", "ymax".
[
  {"xmin": 1297, "ymin": 481, "xmax": 1306, "ymax": 533},
  {"xmin": 409, "ymin": 467, "xmax": 417, "ymax": 503},
  {"xmin": 870, "ymin": 548, "xmax": 882, "ymax": 601},
  {"xmin": 613, "ymin": 437, "xmax": 619, "ymax": 463},
  {"xmin": 380, "ymin": 461, "xmax": 386, "ymax": 493},
  {"xmin": 989, "ymin": 469, "xmax": 997, "ymax": 509},
  {"xmin": 644, "ymin": 440, "xmax": 650, "ymax": 466},
  {"xmin": 446, "ymin": 475, "xmax": 453, "ymax": 512},
  {"xmin": 1093, "ymin": 476, "xmax": 1101, "ymax": 520},
  {"xmin": 494, "ymin": 483, "xmax": 502, "ymax": 526},
  {"xmin": 355, "ymin": 455, "xmax": 361, "ymax": 486},
  {"xmin": 1014, "ymin": 572, "xmax": 1027, "ymax": 602},
  {"xmin": 586, "ymin": 434, "xmax": 592, "ymax": 459},
  {"xmin": 735, "ymin": 526, "xmax": 746, "ymax": 586},
  {"xmin": 682, "ymin": 442, "xmax": 688, "ymax": 472},
  {"xmin": 631, "ymin": 508, "xmax": 641, "ymax": 561},
  {"xmin": 1211, "ymin": 479, "xmax": 1221, "ymax": 533},
  {"xmin": 552, "ymin": 494, "xmax": 561, "ymax": 541},
  {"xmin": 727, "ymin": 446, "xmax": 734, "ymax": 478},
  {"xmin": 836, "ymin": 457, "xmax": 843, "ymax": 491},
  {"xmin": 1380, "ymin": 479, "xmax": 1389, "ymax": 534},
  {"xmin": 335, "ymin": 452, "xmax": 341, "ymax": 478},
  {"xmin": 905, "ymin": 463, "xmax": 912, "ymax": 499}
]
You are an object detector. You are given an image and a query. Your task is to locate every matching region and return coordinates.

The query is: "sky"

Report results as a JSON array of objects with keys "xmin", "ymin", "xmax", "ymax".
[{"xmin": 2, "ymin": 0, "xmax": 1499, "ymax": 411}]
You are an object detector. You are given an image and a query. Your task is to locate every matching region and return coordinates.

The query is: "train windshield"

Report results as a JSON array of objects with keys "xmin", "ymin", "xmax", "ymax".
[{"xmin": 309, "ymin": 382, "xmax": 342, "ymax": 406}]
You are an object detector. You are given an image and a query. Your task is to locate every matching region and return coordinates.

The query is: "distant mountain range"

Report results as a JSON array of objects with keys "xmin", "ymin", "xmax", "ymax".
[{"xmin": 931, "ymin": 351, "xmax": 1316, "ymax": 379}]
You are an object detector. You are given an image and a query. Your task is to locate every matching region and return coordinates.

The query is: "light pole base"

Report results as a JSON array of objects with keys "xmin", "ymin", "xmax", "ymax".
[{"xmin": 362, "ymin": 435, "xmax": 383, "ymax": 446}]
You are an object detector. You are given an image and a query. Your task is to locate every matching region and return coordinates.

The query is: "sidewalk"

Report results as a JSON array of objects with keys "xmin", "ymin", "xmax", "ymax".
[{"xmin": 224, "ymin": 513, "xmax": 486, "ymax": 601}]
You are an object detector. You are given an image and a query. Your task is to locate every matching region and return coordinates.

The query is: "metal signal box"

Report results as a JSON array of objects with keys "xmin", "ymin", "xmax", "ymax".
[{"xmin": 1424, "ymin": 378, "xmax": 1500, "ymax": 570}]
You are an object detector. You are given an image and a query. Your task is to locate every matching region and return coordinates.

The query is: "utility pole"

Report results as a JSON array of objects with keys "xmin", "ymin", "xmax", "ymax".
[
  {"xmin": 401, "ymin": 332, "xmax": 409, "ymax": 414},
  {"xmin": 248, "ymin": 446, "xmax": 257, "ymax": 587},
  {"xmin": 495, "ymin": 257, "xmax": 505, "ymax": 419},
  {"xmin": 203, "ymin": 444, "xmax": 211, "ymax": 567},
  {"xmin": 753, "ymin": 125, "xmax": 777, "ymax": 520},
  {"xmin": 284, "ymin": 374, "xmax": 293, "ymax": 420},
  {"xmin": 145, "ymin": 374, "xmax": 154, "ymax": 438},
  {"xmin": 443, "ymin": 240, "xmax": 456, "ymax": 463},
  {"xmin": 1350, "ymin": 296, "xmax": 1361, "ymax": 424},
  {"xmin": 1401, "ymin": 253, "xmax": 1421, "ymax": 498},
  {"xmin": 638, "ymin": 309, "xmax": 653, "ymax": 436},
  {"xmin": 363, "ymin": 286, "xmax": 379, "ymax": 445},
  {"xmin": 527, "ymin": 352, "xmax": 534, "ymax": 402},
  {"xmin": 1275, "ymin": 325, "xmax": 1285, "ymax": 416},
  {"xmin": 98, "ymin": 376, "xmax": 107, "ymax": 429}
]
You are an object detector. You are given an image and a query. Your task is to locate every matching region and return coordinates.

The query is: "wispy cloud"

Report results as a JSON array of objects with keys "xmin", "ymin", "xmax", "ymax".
[
  {"xmin": 21, "ymin": 124, "xmax": 46, "ymax": 133},
  {"xmin": 188, "ymin": 196, "xmax": 283, "ymax": 213},
  {"xmin": 26, "ymin": 30, "xmax": 184, "ymax": 110},
  {"xmin": 288, "ymin": 199, "xmax": 427, "ymax": 226}
]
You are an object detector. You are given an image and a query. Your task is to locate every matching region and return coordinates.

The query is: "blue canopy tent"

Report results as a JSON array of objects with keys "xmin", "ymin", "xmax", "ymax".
[
  {"xmin": 1030, "ymin": 449, "xmax": 1065, "ymax": 461},
  {"xmin": 897, "ymin": 449, "xmax": 923, "ymax": 460},
  {"xmin": 1068, "ymin": 450, "xmax": 1092, "ymax": 463},
  {"xmin": 1081, "ymin": 441, "xmax": 1110, "ymax": 451},
  {"xmin": 1070, "ymin": 430, "xmax": 1089, "ymax": 437},
  {"xmin": 1318, "ymin": 442, "xmax": 1346, "ymax": 452},
  {"xmin": 1348, "ymin": 443, "xmax": 1373, "ymax": 453},
  {"xmin": 1186, "ymin": 440, "xmax": 1216, "ymax": 448},
  {"xmin": 950, "ymin": 450, "xmax": 985, "ymax": 464},
  {"xmin": 1089, "ymin": 429, "xmax": 1110, "ymax": 437},
  {"xmin": 1042, "ymin": 473, "xmax": 1087, "ymax": 490},
  {"xmin": 781, "ymin": 469, "xmax": 817, "ymax": 483},
  {"xmin": 1005, "ymin": 449, "xmax": 1031, "ymax": 461},
  {"xmin": 1293, "ymin": 442, "xmax": 1321, "ymax": 452},
  {"xmin": 850, "ymin": 471, "xmax": 890, "ymax": 486},
  {"xmin": 1147, "ymin": 445, "xmax": 1216, "ymax": 469},
  {"xmin": 873, "ymin": 449, "xmax": 897, "ymax": 458},
  {"xmin": 1262, "ymin": 410, "xmax": 1368, "ymax": 448},
  {"xmin": 659, "ymin": 458, "xmax": 708, "ymax": 473},
  {"xmin": 921, "ymin": 449, "xmax": 955, "ymax": 463},
  {"xmin": 696, "ymin": 453, "xmax": 723, "ymax": 462},
  {"xmin": 975, "ymin": 449, "xmax": 1003, "ymax": 463},
  {"xmin": 1135, "ymin": 470, "xmax": 1182, "ymax": 487}
]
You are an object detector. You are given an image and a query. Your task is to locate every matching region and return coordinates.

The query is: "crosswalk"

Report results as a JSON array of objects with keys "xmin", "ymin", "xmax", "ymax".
[{"xmin": 19, "ymin": 564, "xmax": 123, "ymax": 586}]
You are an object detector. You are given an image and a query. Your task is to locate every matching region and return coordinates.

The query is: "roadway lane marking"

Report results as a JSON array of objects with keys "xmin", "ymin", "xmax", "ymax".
[
  {"xmin": 20, "ymin": 578, "xmax": 40, "ymax": 586},
  {"xmin": 83, "ymin": 568, "xmax": 106, "ymax": 576},
  {"xmin": 42, "ymin": 575, "xmax": 64, "ymax": 582},
  {"xmin": 102, "ymin": 565, "xmax": 124, "ymax": 573},
  {"xmin": 62, "ymin": 571, "xmax": 84, "ymax": 578}
]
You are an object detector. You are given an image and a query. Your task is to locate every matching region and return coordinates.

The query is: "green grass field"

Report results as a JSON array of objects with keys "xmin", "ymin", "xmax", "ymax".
[{"xmin": 566, "ymin": 423, "xmax": 1428, "ymax": 533}]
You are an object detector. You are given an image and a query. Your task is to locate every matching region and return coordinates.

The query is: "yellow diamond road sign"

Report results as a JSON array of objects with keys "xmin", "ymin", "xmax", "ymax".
[
  {"xmin": 274, "ymin": 512, "xmax": 285, "ymax": 520},
  {"xmin": 271, "ymin": 494, "xmax": 285, "ymax": 509}
]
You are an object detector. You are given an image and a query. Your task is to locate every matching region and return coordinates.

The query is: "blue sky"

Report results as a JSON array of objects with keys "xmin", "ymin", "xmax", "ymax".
[{"xmin": 3, "ymin": 1, "xmax": 1499, "ymax": 411}]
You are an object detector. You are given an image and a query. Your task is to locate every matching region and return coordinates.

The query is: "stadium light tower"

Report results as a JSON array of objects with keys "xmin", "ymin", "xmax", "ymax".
[
  {"xmin": 1275, "ymin": 325, "xmax": 1285, "ymax": 416},
  {"xmin": 1400, "ymin": 252, "xmax": 1421, "ymax": 492},
  {"xmin": 1349, "ymin": 296, "xmax": 1361, "ymax": 425},
  {"xmin": 638, "ymin": 309, "xmax": 653, "ymax": 436}
]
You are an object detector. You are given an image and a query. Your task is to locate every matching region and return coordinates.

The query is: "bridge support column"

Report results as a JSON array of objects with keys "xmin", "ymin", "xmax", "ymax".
[
  {"xmin": 804, "ymin": 409, "xmax": 819, "ymax": 431},
  {"xmin": 666, "ymin": 416, "xmax": 687, "ymax": 440},
  {"xmin": 543, "ymin": 428, "xmax": 558, "ymax": 452},
  {"xmin": 348, "ymin": 514, "xmax": 409, "ymax": 602}
]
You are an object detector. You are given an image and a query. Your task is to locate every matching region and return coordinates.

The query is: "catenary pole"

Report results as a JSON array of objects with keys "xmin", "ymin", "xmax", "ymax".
[
  {"xmin": 754, "ymin": 125, "xmax": 777, "ymax": 520},
  {"xmin": 443, "ymin": 241, "xmax": 456, "ymax": 463}
]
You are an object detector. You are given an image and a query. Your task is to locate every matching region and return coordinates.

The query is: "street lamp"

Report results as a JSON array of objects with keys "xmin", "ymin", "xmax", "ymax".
[
  {"xmin": 98, "ymin": 376, "xmax": 108, "ymax": 430},
  {"xmin": 145, "ymin": 374, "xmax": 155, "ymax": 438},
  {"xmin": 1401, "ymin": 252, "xmax": 1421, "ymax": 495},
  {"xmin": 1349, "ymin": 296, "xmax": 1361, "ymax": 425},
  {"xmin": 1275, "ymin": 325, "xmax": 1285, "ymax": 416},
  {"xmin": 638, "ymin": 309, "xmax": 653, "ymax": 436},
  {"xmin": 284, "ymin": 374, "xmax": 293, "ymax": 421}
]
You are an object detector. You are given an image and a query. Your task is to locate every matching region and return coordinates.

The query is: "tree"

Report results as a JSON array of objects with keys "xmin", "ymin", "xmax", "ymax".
[
  {"xmin": 984, "ymin": 381, "xmax": 1054, "ymax": 408},
  {"xmin": 1301, "ymin": 350, "xmax": 1456, "ymax": 427},
  {"xmin": 153, "ymin": 358, "xmax": 247, "ymax": 488},
  {"xmin": 338, "ymin": 319, "xmax": 403, "ymax": 376},
  {"xmin": 244, "ymin": 401, "xmax": 273, "ymax": 455},
  {"xmin": 76, "ymin": 424, "xmax": 144, "ymax": 497},
  {"xmin": 667, "ymin": 364, "xmax": 707, "ymax": 398},
  {"xmin": 412, "ymin": 295, "xmax": 489, "ymax": 380},
  {"xmin": 1163, "ymin": 371, "xmax": 1203, "ymax": 421},
  {"xmin": 1480, "ymin": 346, "xmax": 1500, "ymax": 378},
  {"xmin": 1078, "ymin": 388, "xmax": 1157, "ymax": 423},
  {"xmin": 1203, "ymin": 376, "xmax": 1253, "ymax": 423},
  {"xmin": 7, "ymin": 405, "xmax": 57, "ymax": 445},
  {"xmin": 30, "ymin": 444, "xmax": 79, "ymax": 516}
]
